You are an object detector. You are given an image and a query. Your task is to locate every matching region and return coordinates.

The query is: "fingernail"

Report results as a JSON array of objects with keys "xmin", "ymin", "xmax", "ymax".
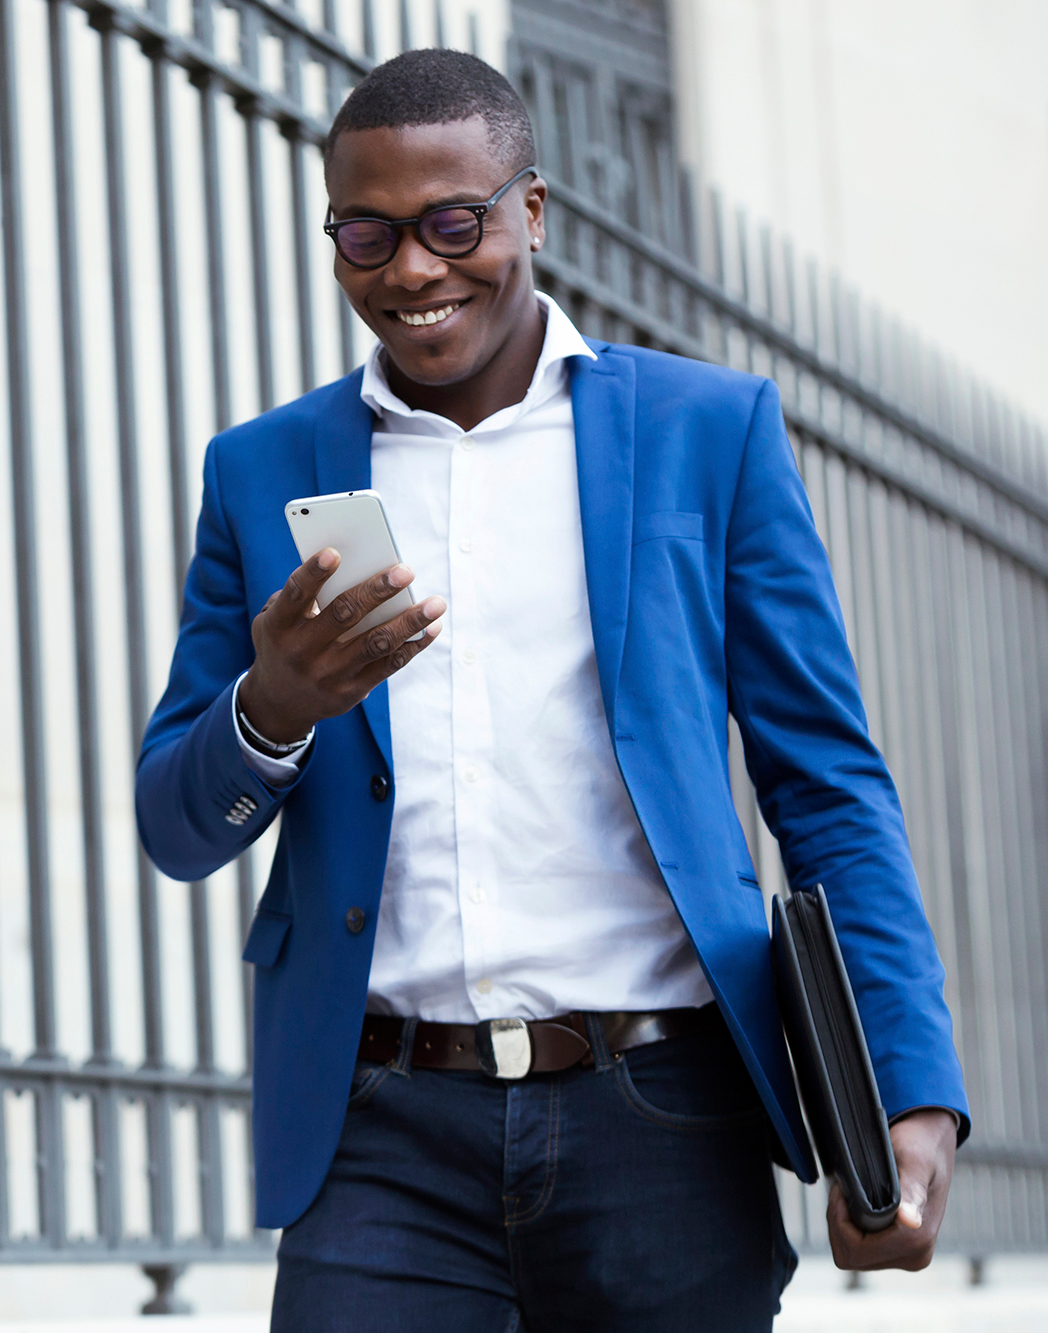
[
  {"xmin": 388, "ymin": 564, "xmax": 413, "ymax": 587},
  {"xmin": 898, "ymin": 1201, "xmax": 922, "ymax": 1228},
  {"xmin": 422, "ymin": 596, "xmax": 446, "ymax": 619},
  {"xmin": 318, "ymin": 548, "xmax": 338, "ymax": 570},
  {"xmin": 426, "ymin": 620, "xmax": 443, "ymax": 638}
]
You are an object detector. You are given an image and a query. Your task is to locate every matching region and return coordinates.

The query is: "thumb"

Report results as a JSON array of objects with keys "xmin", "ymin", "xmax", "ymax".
[{"xmin": 897, "ymin": 1179, "xmax": 928, "ymax": 1230}]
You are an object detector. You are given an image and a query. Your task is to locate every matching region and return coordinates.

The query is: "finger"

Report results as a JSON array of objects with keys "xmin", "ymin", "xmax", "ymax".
[
  {"xmin": 826, "ymin": 1183, "xmax": 865, "ymax": 1268},
  {"xmin": 320, "ymin": 563, "xmax": 415, "ymax": 640},
  {"xmin": 351, "ymin": 618, "xmax": 442, "ymax": 694},
  {"xmin": 341, "ymin": 602, "xmax": 444, "ymax": 671},
  {"xmin": 893, "ymin": 1137, "xmax": 932, "ymax": 1232},
  {"xmin": 335, "ymin": 593, "xmax": 446, "ymax": 651},
  {"xmin": 267, "ymin": 548, "xmax": 341, "ymax": 628}
]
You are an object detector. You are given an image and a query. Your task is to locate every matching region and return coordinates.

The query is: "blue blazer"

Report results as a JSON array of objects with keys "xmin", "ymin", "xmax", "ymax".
[{"xmin": 137, "ymin": 340, "xmax": 970, "ymax": 1229}]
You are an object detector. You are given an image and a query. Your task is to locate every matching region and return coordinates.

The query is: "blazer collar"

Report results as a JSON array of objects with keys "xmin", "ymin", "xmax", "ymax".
[
  {"xmin": 313, "ymin": 369, "xmax": 394, "ymax": 774},
  {"xmin": 570, "ymin": 340, "xmax": 636, "ymax": 726}
]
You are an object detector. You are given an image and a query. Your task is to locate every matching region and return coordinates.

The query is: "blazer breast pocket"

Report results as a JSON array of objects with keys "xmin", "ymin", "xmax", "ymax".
[
  {"xmin": 633, "ymin": 511, "xmax": 705, "ymax": 546},
  {"xmin": 242, "ymin": 908, "xmax": 292, "ymax": 969}
]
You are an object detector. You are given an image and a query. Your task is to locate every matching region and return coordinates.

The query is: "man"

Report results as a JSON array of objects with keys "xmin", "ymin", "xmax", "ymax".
[{"xmin": 137, "ymin": 48, "xmax": 968, "ymax": 1332}]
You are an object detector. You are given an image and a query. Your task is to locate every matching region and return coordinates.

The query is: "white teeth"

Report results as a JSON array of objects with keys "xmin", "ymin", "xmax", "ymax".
[{"xmin": 395, "ymin": 302, "xmax": 460, "ymax": 326}]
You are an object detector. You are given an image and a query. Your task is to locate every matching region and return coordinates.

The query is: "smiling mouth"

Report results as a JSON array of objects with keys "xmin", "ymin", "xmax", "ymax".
[{"xmin": 393, "ymin": 300, "xmax": 465, "ymax": 327}]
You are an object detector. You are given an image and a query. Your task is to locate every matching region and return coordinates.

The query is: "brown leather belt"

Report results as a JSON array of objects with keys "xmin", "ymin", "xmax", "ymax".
[{"xmin": 359, "ymin": 1006, "xmax": 715, "ymax": 1080}]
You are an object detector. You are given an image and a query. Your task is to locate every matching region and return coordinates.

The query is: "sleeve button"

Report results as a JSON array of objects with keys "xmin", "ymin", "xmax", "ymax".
[
  {"xmin": 370, "ymin": 774, "xmax": 390, "ymax": 802},
  {"xmin": 345, "ymin": 907, "xmax": 366, "ymax": 935}
]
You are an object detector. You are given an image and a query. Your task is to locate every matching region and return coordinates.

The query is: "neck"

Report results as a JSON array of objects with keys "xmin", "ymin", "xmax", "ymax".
[{"xmin": 384, "ymin": 295, "xmax": 546, "ymax": 431}]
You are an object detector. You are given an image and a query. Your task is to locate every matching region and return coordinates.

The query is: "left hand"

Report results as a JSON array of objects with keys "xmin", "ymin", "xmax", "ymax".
[{"xmin": 826, "ymin": 1107, "xmax": 957, "ymax": 1271}]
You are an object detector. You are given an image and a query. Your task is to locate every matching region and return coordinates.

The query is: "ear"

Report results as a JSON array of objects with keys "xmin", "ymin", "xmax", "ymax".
[{"xmin": 524, "ymin": 174, "xmax": 547, "ymax": 248}]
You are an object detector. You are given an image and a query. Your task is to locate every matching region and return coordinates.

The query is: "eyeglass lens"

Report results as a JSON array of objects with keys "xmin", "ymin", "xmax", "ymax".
[{"xmin": 333, "ymin": 207, "xmax": 482, "ymax": 267}]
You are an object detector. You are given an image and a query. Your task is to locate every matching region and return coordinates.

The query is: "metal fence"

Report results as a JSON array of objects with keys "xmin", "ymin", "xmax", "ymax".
[{"xmin": 1, "ymin": 0, "xmax": 1046, "ymax": 1308}]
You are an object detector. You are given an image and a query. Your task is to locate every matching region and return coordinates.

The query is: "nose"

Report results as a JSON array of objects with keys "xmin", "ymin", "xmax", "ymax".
[{"xmin": 383, "ymin": 228, "xmax": 449, "ymax": 291}]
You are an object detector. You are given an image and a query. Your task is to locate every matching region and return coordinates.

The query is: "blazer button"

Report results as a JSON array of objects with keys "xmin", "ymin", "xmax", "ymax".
[
  {"xmin": 370, "ymin": 774, "xmax": 389, "ymax": 802},
  {"xmin": 345, "ymin": 907, "xmax": 366, "ymax": 935}
]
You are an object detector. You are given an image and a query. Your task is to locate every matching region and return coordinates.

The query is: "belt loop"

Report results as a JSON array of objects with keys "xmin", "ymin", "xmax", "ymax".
[
  {"xmin": 583, "ymin": 1013, "xmax": 614, "ymax": 1073},
  {"xmin": 391, "ymin": 1016, "xmax": 418, "ymax": 1076}
]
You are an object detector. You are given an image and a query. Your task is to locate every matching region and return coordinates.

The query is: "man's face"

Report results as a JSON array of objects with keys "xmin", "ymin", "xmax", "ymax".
[{"xmin": 325, "ymin": 117, "xmax": 545, "ymax": 388}]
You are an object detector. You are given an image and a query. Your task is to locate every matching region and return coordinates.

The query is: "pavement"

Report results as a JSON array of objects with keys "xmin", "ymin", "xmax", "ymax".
[{"xmin": 1, "ymin": 1257, "xmax": 1047, "ymax": 1330}]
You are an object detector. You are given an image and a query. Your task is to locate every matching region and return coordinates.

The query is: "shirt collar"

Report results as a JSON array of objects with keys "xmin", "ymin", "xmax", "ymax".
[{"xmin": 360, "ymin": 292, "xmax": 597, "ymax": 432}]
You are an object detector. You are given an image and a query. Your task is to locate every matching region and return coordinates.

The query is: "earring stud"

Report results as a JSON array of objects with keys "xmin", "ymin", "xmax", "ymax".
[{"xmin": 531, "ymin": 237, "xmax": 541, "ymax": 248}]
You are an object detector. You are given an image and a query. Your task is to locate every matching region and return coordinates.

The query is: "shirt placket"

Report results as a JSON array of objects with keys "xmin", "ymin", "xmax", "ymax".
[{"xmin": 448, "ymin": 429, "xmax": 502, "ymax": 1018}]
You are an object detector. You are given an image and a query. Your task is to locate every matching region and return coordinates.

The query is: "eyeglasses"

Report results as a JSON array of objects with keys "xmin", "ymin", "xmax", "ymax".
[{"xmin": 323, "ymin": 165, "xmax": 537, "ymax": 269}]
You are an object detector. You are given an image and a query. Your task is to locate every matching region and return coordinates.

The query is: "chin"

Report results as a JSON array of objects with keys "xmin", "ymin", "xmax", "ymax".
[{"xmin": 384, "ymin": 343, "xmax": 479, "ymax": 389}]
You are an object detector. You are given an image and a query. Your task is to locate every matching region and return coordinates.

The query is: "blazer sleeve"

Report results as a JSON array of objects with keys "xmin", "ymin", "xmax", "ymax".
[
  {"xmin": 135, "ymin": 439, "xmax": 309, "ymax": 882},
  {"xmin": 723, "ymin": 379, "xmax": 970, "ymax": 1137}
]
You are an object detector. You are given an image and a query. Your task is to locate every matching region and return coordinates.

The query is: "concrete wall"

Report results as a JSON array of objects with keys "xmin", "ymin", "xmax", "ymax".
[{"xmin": 669, "ymin": 0, "xmax": 1048, "ymax": 427}]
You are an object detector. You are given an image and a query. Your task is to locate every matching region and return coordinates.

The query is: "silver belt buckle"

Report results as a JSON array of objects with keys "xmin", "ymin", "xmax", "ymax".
[{"xmin": 475, "ymin": 1018, "xmax": 532, "ymax": 1079}]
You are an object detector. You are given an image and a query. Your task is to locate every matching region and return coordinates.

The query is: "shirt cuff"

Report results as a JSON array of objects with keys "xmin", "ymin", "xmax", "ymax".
[{"xmin": 232, "ymin": 671, "xmax": 313, "ymax": 787}]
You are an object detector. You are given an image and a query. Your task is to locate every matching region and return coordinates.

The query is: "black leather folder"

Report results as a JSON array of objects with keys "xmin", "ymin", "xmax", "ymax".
[{"xmin": 772, "ymin": 884, "xmax": 901, "ymax": 1232}]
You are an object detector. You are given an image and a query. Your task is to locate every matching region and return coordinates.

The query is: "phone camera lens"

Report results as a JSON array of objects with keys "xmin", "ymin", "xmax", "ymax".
[{"xmin": 301, "ymin": 507, "xmax": 309, "ymax": 514}]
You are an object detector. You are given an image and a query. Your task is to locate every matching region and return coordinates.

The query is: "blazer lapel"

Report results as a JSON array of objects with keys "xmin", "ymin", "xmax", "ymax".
[
  {"xmin": 570, "ymin": 343, "xmax": 636, "ymax": 727},
  {"xmin": 312, "ymin": 369, "xmax": 393, "ymax": 774}
]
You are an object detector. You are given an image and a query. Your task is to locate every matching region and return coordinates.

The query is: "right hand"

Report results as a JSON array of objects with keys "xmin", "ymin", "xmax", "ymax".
[{"xmin": 237, "ymin": 548, "xmax": 445, "ymax": 743}]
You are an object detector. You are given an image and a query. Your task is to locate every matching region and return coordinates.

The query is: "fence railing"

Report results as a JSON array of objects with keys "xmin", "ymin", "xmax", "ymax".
[{"xmin": 1, "ymin": 0, "xmax": 1046, "ymax": 1308}]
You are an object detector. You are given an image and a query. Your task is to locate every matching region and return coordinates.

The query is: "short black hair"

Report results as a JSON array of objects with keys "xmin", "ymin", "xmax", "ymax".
[{"xmin": 324, "ymin": 48, "xmax": 535, "ymax": 177}]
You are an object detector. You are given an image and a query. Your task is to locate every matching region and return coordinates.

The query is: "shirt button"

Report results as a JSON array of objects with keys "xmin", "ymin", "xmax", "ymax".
[
  {"xmin": 345, "ymin": 907, "xmax": 366, "ymax": 935},
  {"xmin": 459, "ymin": 537, "xmax": 472, "ymax": 553},
  {"xmin": 471, "ymin": 887, "xmax": 486, "ymax": 903},
  {"xmin": 459, "ymin": 435, "xmax": 475, "ymax": 451},
  {"xmin": 461, "ymin": 648, "xmax": 477, "ymax": 665},
  {"xmin": 476, "ymin": 978, "xmax": 492, "ymax": 994},
  {"xmin": 464, "ymin": 765, "xmax": 479, "ymax": 783},
  {"xmin": 370, "ymin": 774, "xmax": 390, "ymax": 802}
]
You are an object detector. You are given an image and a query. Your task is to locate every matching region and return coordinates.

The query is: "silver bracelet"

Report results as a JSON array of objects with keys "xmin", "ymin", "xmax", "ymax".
[{"xmin": 237, "ymin": 708, "xmax": 312, "ymax": 757}]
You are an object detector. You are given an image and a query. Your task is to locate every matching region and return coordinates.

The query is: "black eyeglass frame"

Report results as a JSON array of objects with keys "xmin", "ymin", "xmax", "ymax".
[{"xmin": 323, "ymin": 165, "xmax": 538, "ymax": 269}]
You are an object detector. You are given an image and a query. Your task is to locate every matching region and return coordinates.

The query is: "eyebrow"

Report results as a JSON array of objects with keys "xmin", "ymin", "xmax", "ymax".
[{"xmin": 332, "ymin": 190, "xmax": 489, "ymax": 221}]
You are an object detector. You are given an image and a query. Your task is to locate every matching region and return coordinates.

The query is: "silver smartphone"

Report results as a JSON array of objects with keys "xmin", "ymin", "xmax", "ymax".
[{"xmin": 284, "ymin": 490, "xmax": 420, "ymax": 640}]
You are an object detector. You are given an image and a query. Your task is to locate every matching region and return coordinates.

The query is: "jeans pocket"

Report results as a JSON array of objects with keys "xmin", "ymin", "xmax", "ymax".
[
  {"xmin": 346, "ymin": 1059, "xmax": 390, "ymax": 1110},
  {"xmin": 613, "ymin": 1054, "xmax": 764, "ymax": 1132}
]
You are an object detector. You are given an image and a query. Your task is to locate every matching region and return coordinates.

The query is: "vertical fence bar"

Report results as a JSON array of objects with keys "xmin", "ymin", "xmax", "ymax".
[
  {"xmin": 1, "ymin": 0, "xmax": 67, "ymax": 1253},
  {"xmin": 187, "ymin": 0, "xmax": 227, "ymax": 1257},
  {"xmin": 240, "ymin": 2, "xmax": 274, "ymax": 411},
  {"xmin": 1, "ymin": 0, "xmax": 56, "ymax": 1066},
  {"xmin": 190, "ymin": 878, "xmax": 224, "ymax": 1245},
  {"xmin": 285, "ymin": 39, "xmax": 316, "ymax": 394},
  {"xmin": 95, "ymin": 15, "xmax": 175, "ymax": 1256},
  {"xmin": 48, "ymin": 0, "xmax": 124, "ymax": 1250},
  {"xmin": 0, "ymin": 1089, "xmax": 8, "ymax": 1247},
  {"xmin": 289, "ymin": 135, "xmax": 315, "ymax": 391},
  {"xmin": 48, "ymin": 0, "xmax": 109, "ymax": 1066},
  {"xmin": 196, "ymin": 4, "xmax": 231, "ymax": 432},
  {"xmin": 149, "ymin": 0, "xmax": 191, "ymax": 583},
  {"xmin": 246, "ymin": 107, "xmax": 275, "ymax": 411}
]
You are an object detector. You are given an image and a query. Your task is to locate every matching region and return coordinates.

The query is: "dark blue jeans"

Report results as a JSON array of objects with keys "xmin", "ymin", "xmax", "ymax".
[{"xmin": 271, "ymin": 1010, "xmax": 797, "ymax": 1332}]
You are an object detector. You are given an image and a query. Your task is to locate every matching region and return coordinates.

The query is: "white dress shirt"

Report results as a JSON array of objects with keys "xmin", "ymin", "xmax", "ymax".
[{"xmin": 239, "ymin": 294, "xmax": 713, "ymax": 1022}]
